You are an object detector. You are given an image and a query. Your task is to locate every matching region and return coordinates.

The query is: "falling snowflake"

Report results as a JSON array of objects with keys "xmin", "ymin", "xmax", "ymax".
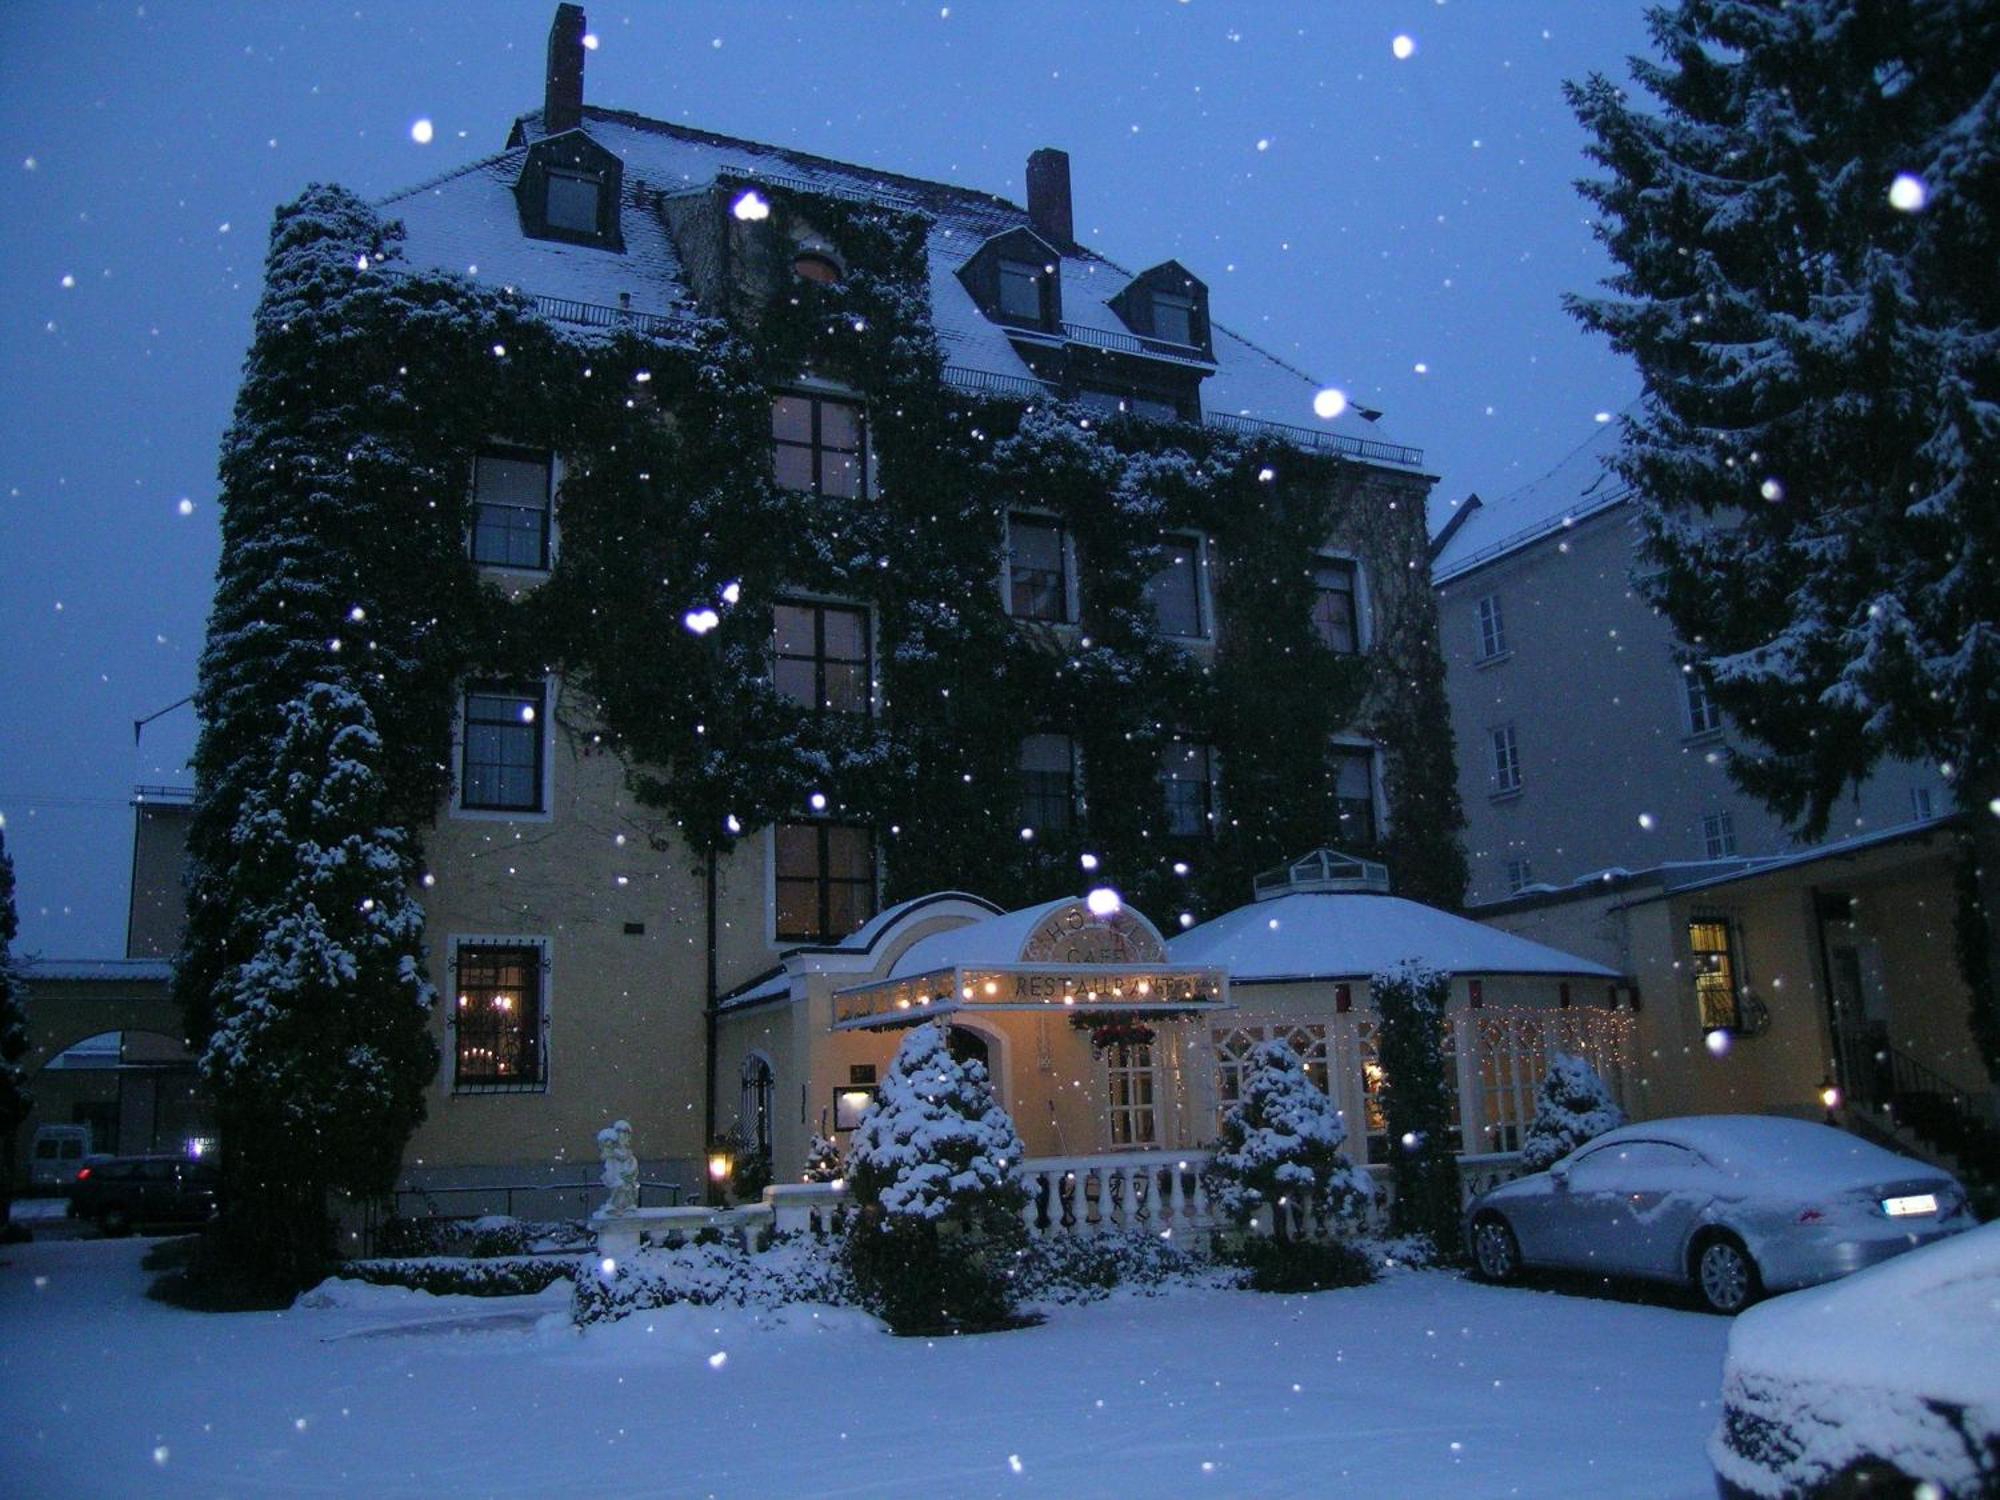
[
  {"xmin": 1887, "ymin": 173, "xmax": 1927, "ymax": 212},
  {"xmin": 1392, "ymin": 34, "xmax": 1416, "ymax": 60},
  {"xmin": 1086, "ymin": 887, "xmax": 1121, "ymax": 917},
  {"xmin": 732, "ymin": 190, "xmax": 771, "ymax": 222},
  {"xmin": 410, "ymin": 118, "xmax": 434, "ymax": 145},
  {"xmin": 1313, "ymin": 388, "xmax": 1347, "ymax": 420}
]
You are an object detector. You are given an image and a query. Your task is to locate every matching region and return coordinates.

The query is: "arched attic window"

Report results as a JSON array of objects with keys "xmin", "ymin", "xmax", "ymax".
[{"xmin": 793, "ymin": 252, "xmax": 843, "ymax": 285}]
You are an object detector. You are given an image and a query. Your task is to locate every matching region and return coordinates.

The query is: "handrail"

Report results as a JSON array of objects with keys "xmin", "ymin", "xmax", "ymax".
[{"xmin": 1059, "ymin": 319, "xmax": 1214, "ymax": 368}]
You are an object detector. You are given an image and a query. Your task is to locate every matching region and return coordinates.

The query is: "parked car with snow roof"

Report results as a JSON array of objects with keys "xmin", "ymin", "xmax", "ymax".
[
  {"xmin": 1709, "ymin": 1219, "xmax": 1999, "ymax": 1499},
  {"xmin": 1464, "ymin": 1115, "xmax": 1973, "ymax": 1314}
]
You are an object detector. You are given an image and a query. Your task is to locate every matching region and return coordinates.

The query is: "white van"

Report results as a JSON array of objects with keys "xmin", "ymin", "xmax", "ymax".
[{"xmin": 28, "ymin": 1125, "xmax": 93, "ymax": 1190}]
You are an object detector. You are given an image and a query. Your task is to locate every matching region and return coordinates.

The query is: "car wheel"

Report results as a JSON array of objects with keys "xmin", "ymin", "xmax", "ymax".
[
  {"xmin": 1470, "ymin": 1213, "xmax": 1522, "ymax": 1283},
  {"xmin": 1693, "ymin": 1234, "xmax": 1761, "ymax": 1314}
]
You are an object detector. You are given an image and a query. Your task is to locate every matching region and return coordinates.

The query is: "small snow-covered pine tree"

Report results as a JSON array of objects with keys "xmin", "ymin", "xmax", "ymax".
[
  {"xmin": 1203, "ymin": 1039, "xmax": 1368, "ymax": 1242},
  {"xmin": 1519, "ymin": 1053, "xmax": 1626, "ymax": 1171},
  {"xmin": 845, "ymin": 1022, "xmax": 1027, "ymax": 1333},
  {"xmin": 1373, "ymin": 960, "xmax": 1461, "ymax": 1246},
  {"xmin": 0, "ymin": 831, "xmax": 31, "ymax": 1212},
  {"xmin": 802, "ymin": 1132, "xmax": 845, "ymax": 1183}
]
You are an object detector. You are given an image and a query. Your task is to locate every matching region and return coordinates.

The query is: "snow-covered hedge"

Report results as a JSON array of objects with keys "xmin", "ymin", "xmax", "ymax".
[
  {"xmin": 372, "ymin": 1214, "xmax": 592, "ymax": 1260},
  {"xmin": 573, "ymin": 1236, "xmax": 850, "ymax": 1328},
  {"xmin": 336, "ymin": 1255, "xmax": 577, "ymax": 1298},
  {"xmin": 1519, "ymin": 1053, "xmax": 1625, "ymax": 1171},
  {"xmin": 1011, "ymin": 1229, "xmax": 1217, "ymax": 1305}
]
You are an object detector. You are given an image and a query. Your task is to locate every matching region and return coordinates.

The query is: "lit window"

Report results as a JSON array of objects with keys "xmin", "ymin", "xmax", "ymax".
[
  {"xmin": 1490, "ymin": 725, "xmax": 1522, "ymax": 795},
  {"xmin": 470, "ymin": 448, "xmax": 553, "ymax": 570},
  {"xmin": 1689, "ymin": 915, "xmax": 1741, "ymax": 1031},
  {"xmin": 1152, "ymin": 289, "xmax": 1195, "ymax": 346},
  {"xmin": 1702, "ymin": 810, "xmax": 1738, "ymax": 859},
  {"xmin": 1007, "ymin": 514, "xmax": 1071, "ymax": 623},
  {"xmin": 1505, "ymin": 858, "xmax": 1533, "ymax": 894},
  {"xmin": 454, "ymin": 943, "xmax": 545, "ymax": 1091},
  {"xmin": 1331, "ymin": 744, "xmax": 1377, "ymax": 843},
  {"xmin": 1161, "ymin": 740, "xmax": 1219, "ymax": 837},
  {"xmin": 773, "ymin": 601, "xmax": 870, "ymax": 716},
  {"xmin": 545, "ymin": 169, "xmax": 602, "ymax": 234},
  {"xmin": 775, "ymin": 824, "xmax": 877, "ymax": 943},
  {"xmin": 1475, "ymin": 593, "xmax": 1506, "ymax": 660},
  {"xmin": 1683, "ymin": 669, "xmax": 1722, "ymax": 736},
  {"xmin": 1018, "ymin": 733, "xmax": 1078, "ymax": 834},
  {"xmin": 461, "ymin": 685, "xmax": 545, "ymax": 813},
  {"xmin": 1313, "ymin": 557, "xmax": 1360, "ymax": 653},
  {"xmin": 1144, "ymin": 534, "xmax": 1206, "ymax": 638},
  {"xmin": 1105, "ymin": 1040, "xmax": 1159, "ymax": 1148},
  {"xmin": 998, "ymin": 259, "xmax": 1044, "ymax": 321},
  {"xmin": 771, "ymin": 394, "xmax": 865, "ymax": 499}
]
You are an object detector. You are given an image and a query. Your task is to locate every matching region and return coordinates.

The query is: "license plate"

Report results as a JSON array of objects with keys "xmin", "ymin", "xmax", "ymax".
[{"xmin": 1882, "ymin": 1194, "xmax": 1937, "ymax": 1217}]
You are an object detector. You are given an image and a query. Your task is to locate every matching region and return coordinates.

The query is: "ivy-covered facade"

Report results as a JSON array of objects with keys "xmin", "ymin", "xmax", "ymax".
[{"xmin": 186, "ymin": 6, "xmax": 1467, "ymax": 1201}]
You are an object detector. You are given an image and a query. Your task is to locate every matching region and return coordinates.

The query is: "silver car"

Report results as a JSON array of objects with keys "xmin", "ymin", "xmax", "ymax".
[{"xmin": 1464, "ymin": 1115, "xmax": 1974, "ymax": 1313}]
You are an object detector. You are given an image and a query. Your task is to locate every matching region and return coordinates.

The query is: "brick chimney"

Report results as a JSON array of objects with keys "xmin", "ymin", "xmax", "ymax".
[
  {"xmin": 545, "ymin": 4, "xmax": 587, "ymax": 134},
  {"xmin": 1026, "ymin": 147, "xmax": 1073, "ymax": 249}
]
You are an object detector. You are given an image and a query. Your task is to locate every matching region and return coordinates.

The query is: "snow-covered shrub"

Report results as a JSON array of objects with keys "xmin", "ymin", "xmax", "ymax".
[
  {"xmin": 1519, "ymin": 1052, "xmax": 1626, "ymax": 1171},
  {"xmin": 336, "ymin": 1255, "xmax": 575, "ymax": 1298},
  {"xmin": 802, "ymin": 1133, "xmax": 845, "ymax": 1183},
  {"xmin": 844, "ymin": 1022, "xmax": 1029, "ymax": 1334},
  {"xmin": 371, "ymin": 1214, "xmax": 591, "ymax": 1260},
  {"xmin": 1228, "ymin": 1235, "xmax": 1375, "ymax": 1294},
  {"xmin": 1372, "ymin": 960, "xmax": 1462, "ymax": 1249},
  {"xmin": 1203, "ymin": 1039, "xmax": 1370, "ymax": 1244},
  {"xmin": 1010, "ymin": 1228, "xmax": 1213, "ymax": 1305},
  {"xmin": 572, "ymin": 1235, "xmax": 850, "ymax": 1327}
]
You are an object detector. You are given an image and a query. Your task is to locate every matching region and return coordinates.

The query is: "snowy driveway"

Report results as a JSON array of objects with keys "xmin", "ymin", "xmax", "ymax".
[{"xmin": 0, "ymin": 1237, "xmax": 1729, "ymax": 1498}]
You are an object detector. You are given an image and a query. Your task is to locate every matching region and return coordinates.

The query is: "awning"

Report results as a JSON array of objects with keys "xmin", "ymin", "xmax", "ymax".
[{"xmin": 832, "ymin": 962, "xmax": 1229, "ymax": 1031}]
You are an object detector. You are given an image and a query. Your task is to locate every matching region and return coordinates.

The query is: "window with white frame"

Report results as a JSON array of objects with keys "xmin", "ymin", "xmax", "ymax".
[
  {"xmin": 771, "ymin": 393, "xmax": 865, "ymax": 499},
  {"xmin": 1504, "ymin": 857, "xmax": 1533, "ymax": 894},
  {"xmin": 470, "ymin": 447, "xmax": 553, "ymax": 570},
  {"xmin": 1683, "ymin": 667, "xmax": 1722, "ymax": 736},
  {"xmin": 1018, "ymin": 733, "xmax": 1078, "ymax": 834},
  {"xmin": 1490, "ymin": 724, "xmax": 1522, "ymax": 795},
  {"xmin": 1160, "ymin": 740, "xmax": 1219, "ymax": 837},
  {"xmin": 1006, "ymin": 513, "xmax": 1072, "ymax": 623},
  {"xmin": 1475, "ymin": 593, "xmax": 1506, "ymax": 660},
  {"xmin": 1702, "ymin": 810, "xmax": 1737, "ymax": 858},
  {"xmin": 1143, "ymin": 533, "xmax": 1208, "ymax": 638},
  {"xmin": 773, "ymin": 600, "xmax": 870, "ymax": 716},
  {"xmin": 460, "ymin": 684, "xmax": 547, "ymax": 813},
  {"xmin": 1330, "ymin": 743, "xmax": 1378, "ymax": 844},
  {"xmin": 1312, "ymin": 557, "xmax": 1361, "ymax": 654},
  {"xmin": 1104, "ymin": 1039, "xmax": 1159, "ymax": 1148},
  {"xmin": 452, "ymin": 941, "xmax": 547, "ymax": 1092},
  {"xmin": 774, "ymin": 823, "xmax": 877, "ymax": 943}
]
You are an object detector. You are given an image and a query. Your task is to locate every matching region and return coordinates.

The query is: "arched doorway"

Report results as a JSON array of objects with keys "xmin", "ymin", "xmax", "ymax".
[
  {"xmin": 33, "ymin": 1030, "xmax": 209, "ymax": 1160},
  {"xmin": 947, "ymin": 1025, "xmax": 1003, "ymax": 1103}
]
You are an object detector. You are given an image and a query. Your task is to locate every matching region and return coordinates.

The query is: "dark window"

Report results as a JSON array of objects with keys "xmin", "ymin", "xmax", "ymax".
[
  {"xmin": 998, "ymin": 258, "xmax": 1045, "ymax": 321},
  {"xmin": 773, "ymin": 601, "xmax": 870, "ymax": 716},
  {"xmin": 1018, "ymin": 733, "xmax": 1078, "ymax": 833},
  {"xmin": 775, "ymin": 824, "xmax": 877, "ymax": 943},
  {"xmin": 1161, "ymin": 741, "xmax": 1218, "ymax": 837},
  {"xmin": 793, "ymin": 253, "xmax": 842, "ymax": 285},
  {"xmin": 454, "ymin": 944, "xmax": 545, "ymax": 1090},
  {"xmin": 740, "ymin": 1055, "xmax": 774, "ymax": 1159},
  {"xmin": 771, "ymin": 394, "xmax": 865, "ymax": 499},
  {"xmin": 545, "ymin": 169, "xmax": 602, "ymax": 234},
  {"xmin": 462, "ymin": 685, "xmax": 545, "ymax": 813},
  {"xmin": 1476, "ymin": 594, "xmax": 1506, "ymax": 659},
  {"xmin": 1703, "ymin": 810, "xmax": 1737, "ymax": 859},
  {"xmin": 1331, "ymin": 745, "xmax": 1377, "ymax": 843},
  {"xmin": 1152, "ymin": 290, "xmax": 1195, "ymax": 345},
  {"xmin": 1008, "ymin": 514, "xmax": 1071, "ymax": 623},
  {"xmin": 1312, "ymin": 557, "xmax": 1359, "ymax": 653},
  {"xmin": 1491, "ymin": 725, "xmax": 1521, "ymax": 795},
  {"xmin": 1689, "ymin": 916, "xmax": 1741, "ymax": 1032},
  {"xmin": 471, "ymin": 449, "xmax": 553, "ymax": 570},
  {"xmin": 1145, "ymin": 534, "xmax": 1206, "ymax": 638},
  {"xmin": 1683, "ymin": 669, "xmax": 1722, "ymax": 736}
]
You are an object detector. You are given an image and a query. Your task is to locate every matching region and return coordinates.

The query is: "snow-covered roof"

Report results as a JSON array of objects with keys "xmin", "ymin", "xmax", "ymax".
[
  {"xmin": 23, "ymin": 958, "xmax": 173, "ymax": 983},
  {"xmin": 885, "ymin": 895, "xmax": 1169, "ymax": 978},
  {"xmin": 1168, "ymin": 891, "xmax": 1619, "ymax": 982},
  {"xmin": 380, "ymin": 107, "xmax": 1421, "ymax": 469},
  {"xmin": 1431, "ymin": 408, "xmax": 1635, "ymax": 583}
]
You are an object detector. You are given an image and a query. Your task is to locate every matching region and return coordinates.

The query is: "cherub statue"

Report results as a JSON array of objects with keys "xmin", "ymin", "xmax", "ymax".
[{"xmin": 596, "ymin": 1118, "xmax": 639, "ymax": 1216}]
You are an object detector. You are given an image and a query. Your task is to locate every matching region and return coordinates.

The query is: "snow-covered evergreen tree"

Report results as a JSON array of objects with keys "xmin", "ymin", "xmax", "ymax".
[
  {"xmin": 1372, "ymin": 960, "xmax": 1461, "ymax": 1245},
  {"xmin": 1519, "ymin": 1053, "xmax": 1626, "ymax": 1171},
  {"xmin": 802, "ymin": 1132, "xmax": 845, "ymax": 1184},
  {"xmin": 200, "ymin": 681, "xmax": 438, "ymax": 1285},
  {"xmin": 845, "ymin": 1021, "xmax": 1027, "ymax": 1332},
  {"xmin": 1567, "ymin": 0, "xmax": 2000, "ymax": 1078},
  {"xmin": 1203, "ymin": 1039, "xmax": 1368, "ymax": 1241},
  {"xmin": 0, "ymin": 831, "xmax": 32, "ymax": 1210}
]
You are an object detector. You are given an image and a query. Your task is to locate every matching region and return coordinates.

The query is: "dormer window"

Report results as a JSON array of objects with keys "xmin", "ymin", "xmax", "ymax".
[
  {"xmin": 999, "ymin": 259, "xmax": 1045, "ymax": 320},
  {"xmin": 1152, "ymin": 290, "xmax": 1195, "ymax": 346},
  {"xmin": 545, "ymin": 168, "xmax": 603, "ymax": 234},
  {"xmin": 514, "ymin": 131, "xmax": 624, "ymax": 251},
  {"xmin": 794, "ymin": 252, "xmax": 843, "ymax": 285}
]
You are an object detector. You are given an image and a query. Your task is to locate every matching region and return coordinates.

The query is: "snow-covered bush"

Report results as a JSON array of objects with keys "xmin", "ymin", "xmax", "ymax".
[
  {"xmin": 1010, "ymin": 1228, "xmax": 1214, "ymax": 1305},
  {"xmin": 802, "ymin": 1133, "xmax": 845, "ymax": 1183},
  {"xmin": 1203, "ymin": 1039, "xmax": 1371, "ymax": 1243},
  {"xmin": 844, "ymin": 1022, "xmax": 1028, "ymax": 1333},
  {"xmin": 371, "ymin": 1214, "xmax": 591, "ymax": 1260},
  {"xmin": 336, "ymin": 1255, "xmax": 575, "ymax": 1298},
  {"xmin": 1519, "ymin": 1052, "xmax": 1626, "ymax": 1171},
  {"xmin": 573, "ymin": 1236, "xmax": 850, "ymax": 1327},
  {"xmin": 1372, "ymin": 960, "xmax": 1461, "ymax": 1249}
]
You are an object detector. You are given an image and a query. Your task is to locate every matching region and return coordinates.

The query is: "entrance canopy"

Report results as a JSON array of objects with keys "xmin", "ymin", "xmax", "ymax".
[{"xmin": 831, "ymin": 896, "xmax": 1228, "ymax": 1031}]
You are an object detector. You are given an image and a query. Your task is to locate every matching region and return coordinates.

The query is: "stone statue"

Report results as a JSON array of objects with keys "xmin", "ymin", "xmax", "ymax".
[{"xmin": 596, "ymin": 1118, "xmax": 639, "ymax": 1216}]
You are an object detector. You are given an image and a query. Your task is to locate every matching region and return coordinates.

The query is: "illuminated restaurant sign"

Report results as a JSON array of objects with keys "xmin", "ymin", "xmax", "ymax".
[{"xmin": 832, "ymin": 964, "xmax": 1227, "ymax": 1029}]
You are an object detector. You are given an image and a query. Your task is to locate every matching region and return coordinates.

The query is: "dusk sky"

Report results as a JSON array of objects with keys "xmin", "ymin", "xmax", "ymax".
[{"xmin": 0, "ymin": 0, "xmax": 1654, "ymax": 955}]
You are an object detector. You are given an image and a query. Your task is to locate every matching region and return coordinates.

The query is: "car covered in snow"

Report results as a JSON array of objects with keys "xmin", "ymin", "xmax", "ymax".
[
  {"xmin": 1709, "ymin": 1219, "xmax": 1999, "ymax": 1499},
  {"xmin": 1464, "ymin": 1115, "xmax": 1973, "ymax": 1313}
]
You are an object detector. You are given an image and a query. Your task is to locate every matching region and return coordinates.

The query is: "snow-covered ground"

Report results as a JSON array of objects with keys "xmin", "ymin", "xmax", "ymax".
[{"xmin": 0, "ymin": 1236, "xmax": 1729, "ymax": 1498}]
